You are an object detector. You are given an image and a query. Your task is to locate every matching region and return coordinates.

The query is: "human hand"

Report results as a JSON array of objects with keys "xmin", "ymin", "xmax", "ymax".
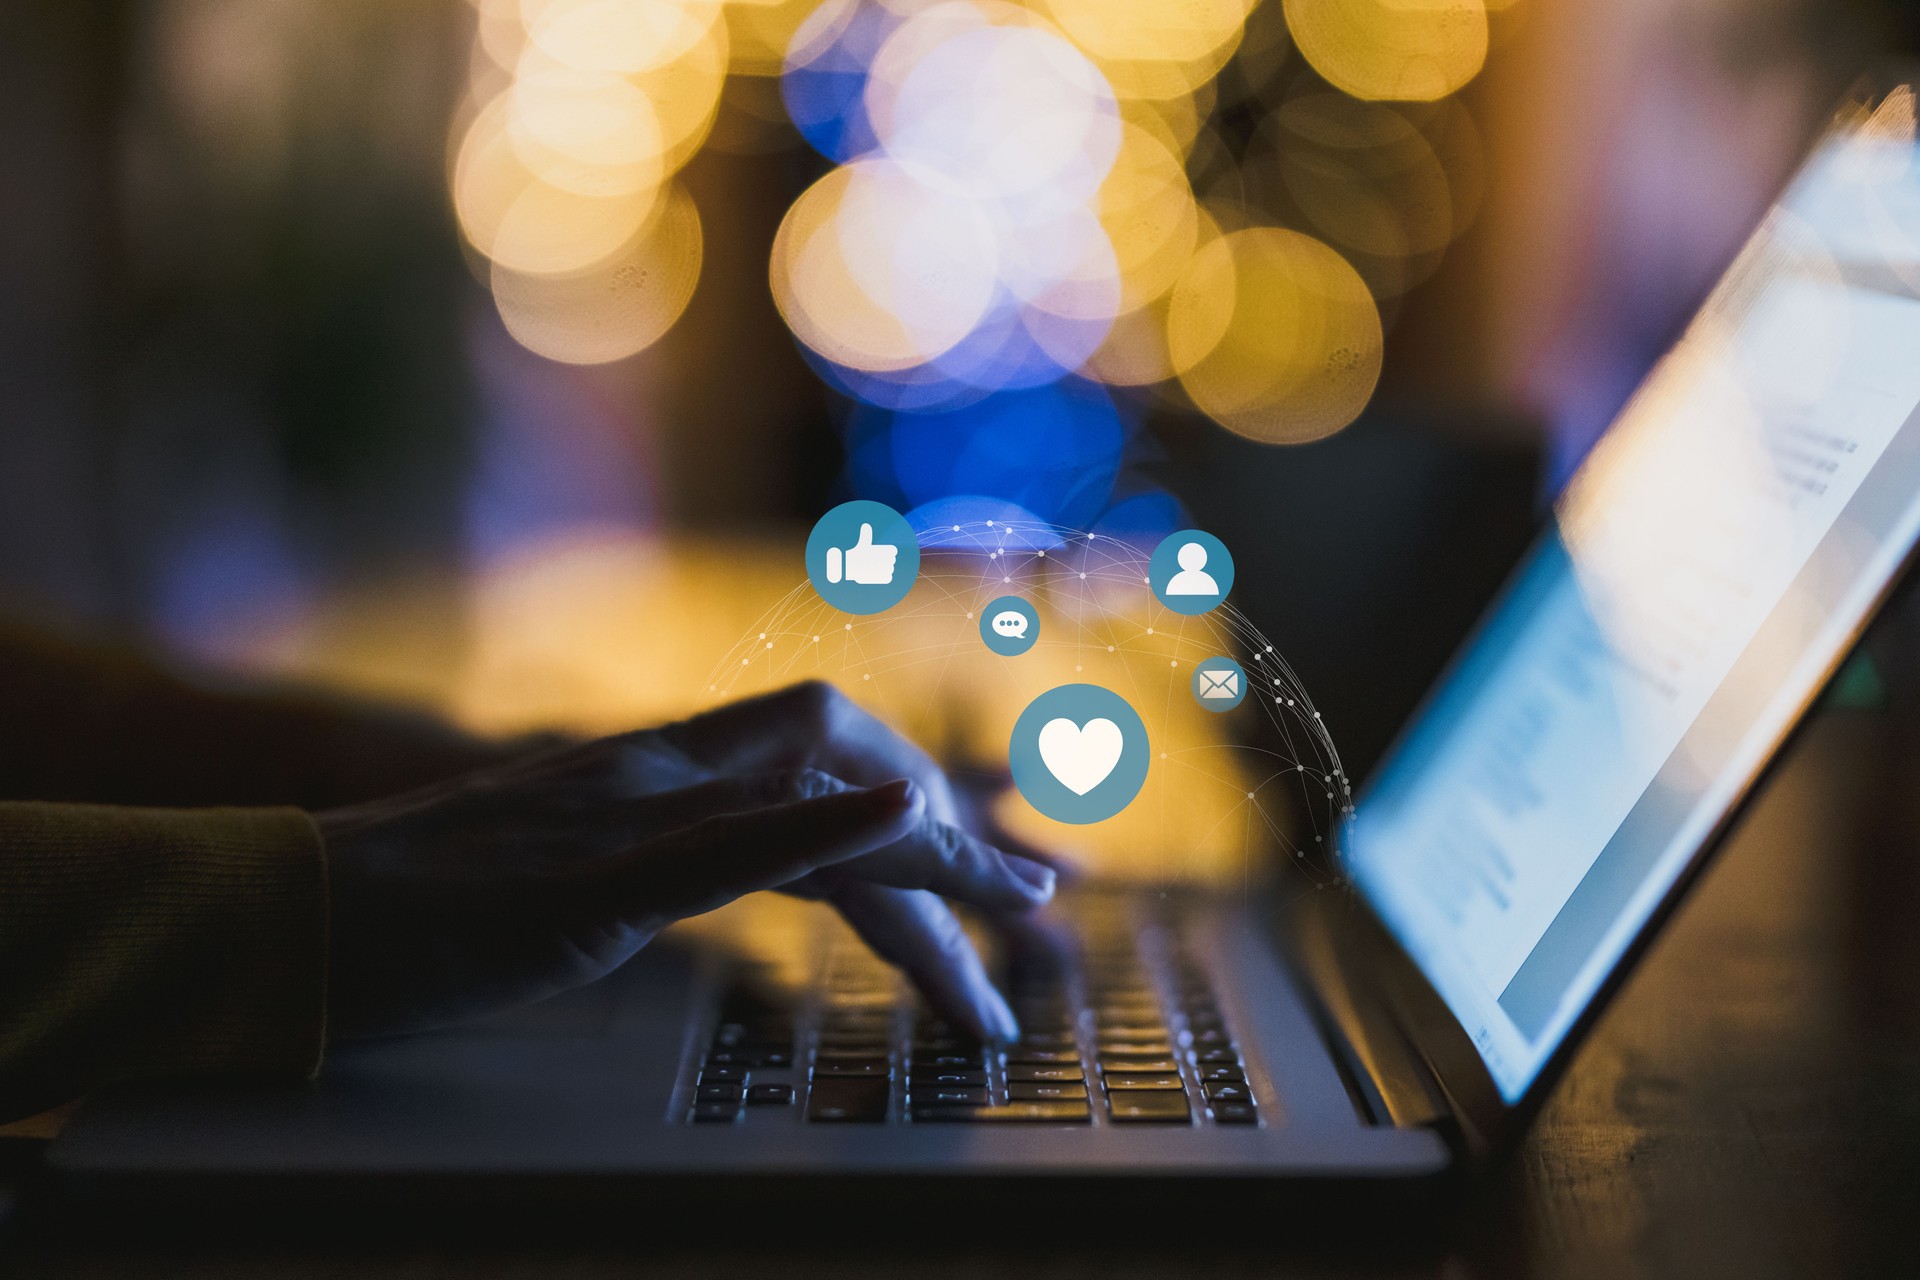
[{"xmin": 319, "ymin": 684, "xmax": 1056, "ymax": 1042}]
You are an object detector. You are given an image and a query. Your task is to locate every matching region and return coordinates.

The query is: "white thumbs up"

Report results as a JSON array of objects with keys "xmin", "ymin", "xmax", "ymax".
[{"xmin": 826, "ymin": 522, "xmax": 899, "ymax": 586}]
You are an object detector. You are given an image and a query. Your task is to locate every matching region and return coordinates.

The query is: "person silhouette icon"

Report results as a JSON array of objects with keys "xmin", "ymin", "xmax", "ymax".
[
  {"xmin": 1165, "ymin": 542, "xmax": 1220, "ymax": 597},
  {"xmin": 1150, "ymin": 530, "xmax": 1234, "ymax": 615}
]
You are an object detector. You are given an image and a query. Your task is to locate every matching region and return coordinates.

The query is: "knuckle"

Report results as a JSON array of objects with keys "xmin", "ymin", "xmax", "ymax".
[
  {"xmin": 927, "ymin": 820, "xmax": 965, "ymax": 869},
  {"xmin": 781, "ymin": 680, "xmax": 845, "ymax": 734},
  {"xmin": 773, "ymin": 766, "xmax": 846, "ymax": 801}
]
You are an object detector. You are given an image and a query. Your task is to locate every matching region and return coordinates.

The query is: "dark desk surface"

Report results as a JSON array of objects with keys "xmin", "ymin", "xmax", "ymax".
[{"xmin": 5, "ymin": 709, "xmax": 1918, "ymax": 1278}]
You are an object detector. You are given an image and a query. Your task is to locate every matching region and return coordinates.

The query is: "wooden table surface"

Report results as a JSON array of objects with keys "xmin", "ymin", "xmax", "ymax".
[{"xmin": 3, "ymin": 707, "xmax": 1917, "ymax": 1278}]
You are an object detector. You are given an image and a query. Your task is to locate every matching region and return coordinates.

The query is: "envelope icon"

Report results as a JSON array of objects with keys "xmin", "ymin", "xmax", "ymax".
[{"xmin": 1199, "ymin": 669, "xmax": 1239, "ymax": 698}]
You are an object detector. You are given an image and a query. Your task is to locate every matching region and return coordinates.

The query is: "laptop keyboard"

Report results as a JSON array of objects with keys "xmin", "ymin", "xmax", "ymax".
[{"xmin": 682, "ymin": 899, "xmax": 1263, "ymax": 1128}]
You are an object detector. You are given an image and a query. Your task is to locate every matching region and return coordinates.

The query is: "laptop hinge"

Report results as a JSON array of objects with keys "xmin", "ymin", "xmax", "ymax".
[{"xmin": 1283, "ymin": 891, "xmax": 1456, "ymax": 1132}]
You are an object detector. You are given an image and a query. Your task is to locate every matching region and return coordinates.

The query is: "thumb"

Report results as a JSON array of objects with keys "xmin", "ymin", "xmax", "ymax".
[
  {"xmin": 614, "ymin": 780, "xmax": 923, "ymax": 922},
  {"xmin": 853, "ymin": 522, "xmax": 875, "ymax": 548}
]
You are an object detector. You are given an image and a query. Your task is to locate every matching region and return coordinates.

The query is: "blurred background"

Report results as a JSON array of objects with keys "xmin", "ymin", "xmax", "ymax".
[{"xmin": 1, "ymin": 0, "xmax": 1912, "ymax": 824}]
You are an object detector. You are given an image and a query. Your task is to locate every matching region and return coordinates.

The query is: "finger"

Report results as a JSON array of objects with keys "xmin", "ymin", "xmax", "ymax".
[
  {"xmin": 830, "ymin": 816, "xmax": 1056, "ymax": 912},
  {"xmin": 655, "ymin": 683, "xmax": 962, "ymax": 825},
  {"xmin": 612, "ymin": 780, "xmax": 924, "ymax": 921},
  {"xmin": 617, "ymin": 768, "xmax": 848, "ymax": 833},
  {"xmin": 830, "ymin": 883, "xmax": 1019, "ymax": 1043},
  {"xmin": 627, "ymin": 772, "xmax": 1052, "ymax": 912},
  {"xmin": 854, "ymin": 522, "xmax": 875, "ymax": 547},
  {"xmin": 947, "ymin": 767, "xmax": 1085, "ymax": 883}
]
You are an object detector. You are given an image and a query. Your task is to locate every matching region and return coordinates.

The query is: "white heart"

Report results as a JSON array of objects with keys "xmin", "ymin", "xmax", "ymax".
[{"xmin": 1037, "ymin": 717, "xmax": 1124, "ymax": 796}]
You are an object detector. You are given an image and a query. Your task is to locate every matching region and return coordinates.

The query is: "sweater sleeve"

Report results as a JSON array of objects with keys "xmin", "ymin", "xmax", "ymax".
[{"xmin": 0, "ymin": 802, "xmax": 328, "ymax": 1124}]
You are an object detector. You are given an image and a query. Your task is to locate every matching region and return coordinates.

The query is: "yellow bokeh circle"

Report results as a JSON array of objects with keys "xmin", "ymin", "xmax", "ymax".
[
  {"xmin": 1282, "ymin": 0, "xmax": 1488, "ymax": 102},
  {"xmin": 1168, "ymin": 227, "xmax": 1383, "ymax": 443}
]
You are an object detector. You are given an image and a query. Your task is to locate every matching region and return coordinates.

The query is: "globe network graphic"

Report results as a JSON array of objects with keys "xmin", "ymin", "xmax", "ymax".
[{"xmin": 703, "ymin": 512, "xmax": 1352, "ymax": 891}]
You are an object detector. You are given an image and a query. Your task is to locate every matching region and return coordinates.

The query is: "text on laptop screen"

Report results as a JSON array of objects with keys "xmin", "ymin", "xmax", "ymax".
[{"xmin": 1345, "ymin": 91, "xmax": 1920, "ymax": 1101}]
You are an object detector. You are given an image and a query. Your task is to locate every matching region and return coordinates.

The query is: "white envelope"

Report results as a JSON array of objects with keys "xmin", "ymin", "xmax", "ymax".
[{"xmin": 1199, "ymin": 669, "xmax": 1239, "ymax": 698}]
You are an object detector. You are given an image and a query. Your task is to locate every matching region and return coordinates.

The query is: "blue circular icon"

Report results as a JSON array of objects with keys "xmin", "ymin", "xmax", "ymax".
[
  {"xmin": 1149, "ymin": 530, "xmax": 1234, "ymax": 616},
  {"xmin": 1191, "ymin": 656, "xmax": 1248, "ymax": 712},
  {"xmin": 980, "ymin": 595, "xmax": 1039, "ymax": 656},
  {"xmin": 1009, "ymin": 685, "xmax": 1150, "ymax": 825},
  {"xmin": 806, "ymin": 500, "xmax": 920, "ymax": 615}
]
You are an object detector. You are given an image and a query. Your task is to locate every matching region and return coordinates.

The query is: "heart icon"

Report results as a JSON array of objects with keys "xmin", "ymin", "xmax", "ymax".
[{"xmin": 1036, "ymin": 717, "xmax": 1124, "ymax": 796}]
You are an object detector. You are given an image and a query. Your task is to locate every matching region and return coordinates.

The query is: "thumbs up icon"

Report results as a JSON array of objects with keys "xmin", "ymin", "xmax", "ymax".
[{"xmin": 825, "ymin": 523, "xmax": 899, "ymax": 586}]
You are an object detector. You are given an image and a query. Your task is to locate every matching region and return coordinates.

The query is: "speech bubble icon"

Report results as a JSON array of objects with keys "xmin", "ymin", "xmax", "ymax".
[{"xmin": 992, "ymin": 610, "xmax": 1029, "ymax": 638}]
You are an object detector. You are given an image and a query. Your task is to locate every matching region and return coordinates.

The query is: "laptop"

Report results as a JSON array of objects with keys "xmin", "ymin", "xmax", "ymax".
[{"xmin": 46, "ymin": 76, "xmax": 1920, "ymax": 1205}]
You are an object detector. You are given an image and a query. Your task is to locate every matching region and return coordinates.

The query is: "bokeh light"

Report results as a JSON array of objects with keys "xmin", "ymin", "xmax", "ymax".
[
  {"xmin": 452, "ymin": 0, "xmax": 1516, "ymax": 488},
  {"xmin": 1282, "ymin": 0, "xmax": 1488, "ymax": 102},
  {"xmin": 1169, "ymin": 226, "xmax": 1384, "ymax": 442}
]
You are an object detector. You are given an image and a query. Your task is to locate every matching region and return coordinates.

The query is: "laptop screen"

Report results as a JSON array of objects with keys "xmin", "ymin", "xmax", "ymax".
[{"xmin": 1345, "ymin": 89, "xmax": 1920, "ymax": 1102}]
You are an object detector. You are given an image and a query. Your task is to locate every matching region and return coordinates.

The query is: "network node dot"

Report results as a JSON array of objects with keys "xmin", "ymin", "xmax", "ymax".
[
  {"xmin": 953, "ymin": 525, "xmax": 961, "ymax": 531},
  {"xmin": 1107, "ymin": 645, "xmax": 1114, "ymax": 652},
  {"xmin": 812, "ymin": 635, "xmax": 819, "ymax": 642},
  {"xmin": 1080, "ymin": 573, "xmax": 1087, "ymax": 580},
  {"xmin": 844, "ymin": 624, "xmax": 852, "ymax": 630},
  {"xmin": 766, "ymin": 642, "xmax": 773, "ymax": 649},
  {"xmin": 1146, "ymin": 628, "xmax": 1154, "ymax": 635},
  {"xmin": 1037, "ymin": 551, "xmax": 1045, "ymax": 558},
  {"xmin": 741, "ymin": 659, "xmax": 749, "ymax": 666}
]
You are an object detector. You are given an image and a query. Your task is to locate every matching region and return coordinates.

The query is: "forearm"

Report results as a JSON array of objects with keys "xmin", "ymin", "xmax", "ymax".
[
  {"xmin": 0, "ymin": 614, "xmax": 514, "ymax": 810},
  {"xmin": 0, "ymin": 802, "xmax": 327, "ymax": 1123}
]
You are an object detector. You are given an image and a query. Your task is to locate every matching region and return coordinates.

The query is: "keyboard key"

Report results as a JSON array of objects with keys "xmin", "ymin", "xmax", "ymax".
[
  {"xmin": 1203, "ymin": 1081, "xmax": 1252, "ymax": 1102},
  {"xmin": 806, "ymin": 1078, "xmax": 890, "ymax": 1123},
  {"xmin": 912, "ymin": 1037, "xmax": 980, "ymax": 1054},
  {"xmin": 692, "ymin": 1102, "xmax": 741, "ymax": 1124},
  {"xmin": 695, "ymin": 1082, "xmax": 743, "ymax": 1103},
  {"xmin": 1196, "ymin": 1048, "xmax": 1241, "ymax": 1065},
  {"xmin": 699, "ymin": 1065, "xmax": 747, "ymax": 1083},
  {"xmin": 707, "ymin": 1050, "xmax": 792, "ymax": 1069},
  {"xmin": 1190, "ymin": 1028, "xmax": 1234, "ymax": 1048},
  {"xmin": 1103, "ymin": 1072, "xmax": 1185, "ymax": 1091},
  {"xmin": 1009, "ymin": 1082, "xmax": 1087, "ymax": 1101},
  {"xmin": 1097, "ymin": 1056, "xmax": 1180, "ymax": 1073},
  {"xmin": 746, "ymin": 1084, "xmax": 795, "ymax": 1106},
  {"xmin": 813, "ymin": 1058, "xmax": 891, "ymax": 1078},
  {"xmin": 1199, "ymin": 1065, "xmax": 1247, "ymax": 1084},
  {"xmin": 919, "ymin": 1053, "xmax": 986, "ymax": 1067},
  {"xmin": 912, "ymin": 1087, "xmax": 991, "ymax": 1106},
  {"xmin": 1007, "ymin": 1049, "xmax": 1080, "ymax": 1065},
  {"xmin": 1211, "ymin": 1101, "xmax": 1259, "ymax": 1125},
  {"xmin": 1095, "ymin": 1024, "xmax": 1169, "ymax": 1041},
  {"xmin": 1013, "ymin": 1031, "xmax": 1078, "ymax": 1049},
  {"xmin": 1097, "ymin": 1040, "xmax": 1174, "ymax": 1058},
  {"xmin": 1008, "ymin": 1064, "xmax": 1085, "ymax": 1082},
  {"xmin": 912, "ymin": 1102, "xmax": 1090, "ymax": 1123},
  {"xmin": 817, "ymin": 1033, "xmax": 892, "ymax": 1052},
  {"xmin": 1108, "ymin": 1093, "xmax": 1192, "ymax": 1124},
  {"xmin": 908, "ymin": 1069, "xmax": 987, "ymax": 1086}
]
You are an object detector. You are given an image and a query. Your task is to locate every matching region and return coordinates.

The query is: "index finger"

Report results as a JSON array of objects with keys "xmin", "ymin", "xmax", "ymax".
[{"xmin": 657, "ymin": 682, "xmax": 962, "ymax": 825}]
